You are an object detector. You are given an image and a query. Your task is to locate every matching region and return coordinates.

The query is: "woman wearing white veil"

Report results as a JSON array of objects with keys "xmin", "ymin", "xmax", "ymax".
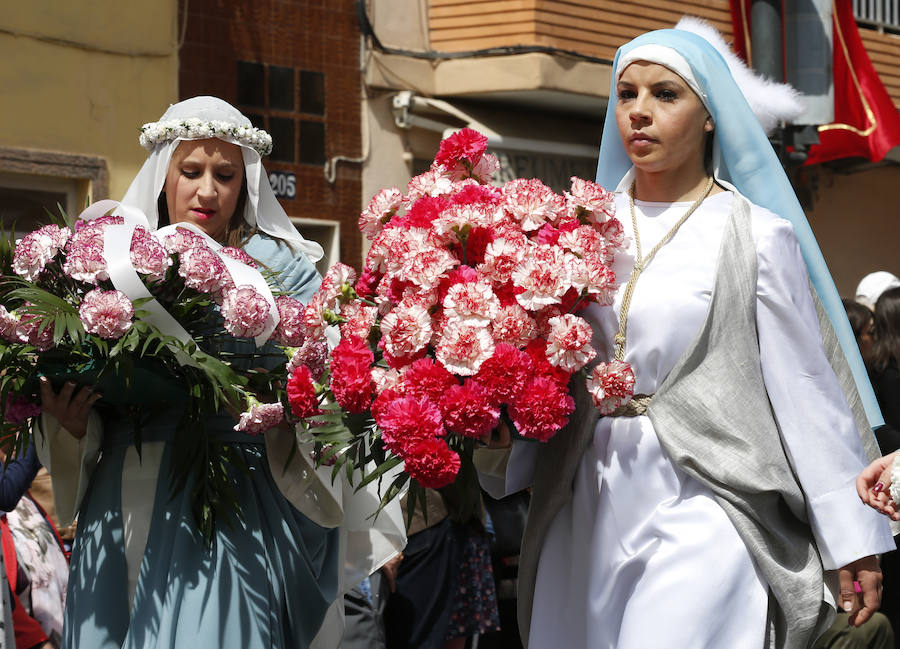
[
  {"xmin": 479, "ymin": 19, "xmax": 895, "ymax": 649},
  {"xmin": 34, "ymin": 97, "xmax": 403, "ymax": 649}
]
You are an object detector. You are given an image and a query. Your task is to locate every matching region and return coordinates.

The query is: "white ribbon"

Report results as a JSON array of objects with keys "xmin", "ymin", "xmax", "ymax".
[
  {"xmin": 78, "ymin": 201, "xmax": 280, "ymax": 347},
  {"xmin": 155, "ymin": 223, "xmax": 280, "ymax": 346},
  {"xmin": 102, "ymin": 224, "xmax": 193, "ymax": 343}
]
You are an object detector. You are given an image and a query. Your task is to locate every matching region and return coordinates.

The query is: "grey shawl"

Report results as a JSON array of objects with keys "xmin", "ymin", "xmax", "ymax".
[{"xmin": 517, "ymin": 194, "xmax": 880, "ymax": 649}]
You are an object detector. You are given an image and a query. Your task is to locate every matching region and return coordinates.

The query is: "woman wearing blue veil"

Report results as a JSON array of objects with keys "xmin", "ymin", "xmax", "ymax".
[{"xmin": 482, "ymin": 19, "xmax": 896, "ymax": 649}]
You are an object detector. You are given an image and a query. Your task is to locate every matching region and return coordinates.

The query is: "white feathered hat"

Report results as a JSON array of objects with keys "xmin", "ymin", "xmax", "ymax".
[{"xmin": 672, "ymin": 16, "xmax": 805, "ymax": 135}]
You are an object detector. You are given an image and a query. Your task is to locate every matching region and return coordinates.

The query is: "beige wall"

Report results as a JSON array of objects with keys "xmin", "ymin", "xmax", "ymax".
[
  {"xmin": 0, "ymin": 1, "xmax": 179, "ymax": 204},
  {"xmin": 804, "ymin": 165, "xmax": 900, "ymax": 298}
]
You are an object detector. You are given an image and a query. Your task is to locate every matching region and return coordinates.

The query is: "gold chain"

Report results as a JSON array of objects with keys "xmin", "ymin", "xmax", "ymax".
[{"xmin": 613, "ymin": 177, "xmax": 715, "ymax": 361}]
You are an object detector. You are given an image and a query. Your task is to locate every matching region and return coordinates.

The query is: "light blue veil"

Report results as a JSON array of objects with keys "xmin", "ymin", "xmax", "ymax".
[{"xmin": 596, "ymin": 28, "xmax": 885, "ymax": 430}]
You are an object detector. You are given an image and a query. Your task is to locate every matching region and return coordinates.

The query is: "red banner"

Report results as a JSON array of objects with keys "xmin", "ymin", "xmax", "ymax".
[
  {"xmin": 806, "ymin": 0, "xmax": 900, "ymax": 163},
  {"xmin": 729, "ymin": 0, "xmax": 900, "ymax": 163}
]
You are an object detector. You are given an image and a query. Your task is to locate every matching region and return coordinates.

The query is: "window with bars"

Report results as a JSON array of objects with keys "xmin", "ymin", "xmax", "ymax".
[
  {"xmin": 236, "ymin": 62, "xmax": 327, "ymax": 166},
  {"xmin": 854, "ymin": 0, "xmax": 900, "ymax": 31}
]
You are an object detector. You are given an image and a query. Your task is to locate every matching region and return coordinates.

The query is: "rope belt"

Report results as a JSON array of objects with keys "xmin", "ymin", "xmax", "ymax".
[{"xmin": 607, "ymin": 393, "xmax": 654, "ymax": 417}]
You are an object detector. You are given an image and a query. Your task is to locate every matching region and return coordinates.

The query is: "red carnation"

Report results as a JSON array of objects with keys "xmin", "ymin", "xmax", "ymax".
[
  {"xmin": 440, "ymin": 380, "xmax": 500, "ymax": 438},
  {"xmin": 437, "ymin": 265, "xmax": 479, "ymax": 304},
  {"xmin": 465, "ymin": 226, "xmax": 493, "ymax": 266},
  {"xmin": 286, "ymin": 365, "xmax": 320, "ymax": 419},
  {"xmin": 403, "ymin": 437, "xmax": 461, "ymax": 488},
  {"xmin": 401, "ymin": 195, "xmax": 449, "ymax": 229},
  {"xmin": 402, "ymin": 357, "xmax": 459, "ymax": 402},
  {"xmin": 508, "ymin": 376, "xmax": 575, "ymax": 442},
  {"xmin": 376, "ymin": 395, "xmax": 444, "ymax": 455},
  {"xmin": 331, "ymin": 338, "xmax": 375, "ymax": 414},
  {"xmin": 524, "ymin": 338, "xmax": 571, "ymax": 387},
  {"xmin": 434, "ymin": 128, "xmax": 488, "ymax": 169},
  {"xmin": 449, "ymin": 184, "xmax": 502, "ymax": 206},
  {"xmin": 474, "ymin": 343, "xmax": 534, "ymax": 404},
  {"xmin": 355, "ymin": 266, "xmax": 380, "ymax": 299}
]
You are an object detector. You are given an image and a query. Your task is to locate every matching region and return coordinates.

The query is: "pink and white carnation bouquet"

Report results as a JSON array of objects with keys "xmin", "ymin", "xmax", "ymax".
[
  {"xmin": 0, "ymin": 205, "xmax": 313, "ymax": 538},
  {"xmin": 278, "ymin": 128, "xmax": 627, "ymax": 513}
]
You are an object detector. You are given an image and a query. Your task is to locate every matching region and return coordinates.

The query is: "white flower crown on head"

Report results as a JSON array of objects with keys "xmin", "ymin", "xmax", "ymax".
[{"xmin": 139, "ymin": 118, "xmax": 273, "ymax": 157}]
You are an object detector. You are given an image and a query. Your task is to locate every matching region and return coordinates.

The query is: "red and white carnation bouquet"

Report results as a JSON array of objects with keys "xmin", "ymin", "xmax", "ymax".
[{"xmin": 284, "ymin": 129, "xmax": 629, "ymax": 506}]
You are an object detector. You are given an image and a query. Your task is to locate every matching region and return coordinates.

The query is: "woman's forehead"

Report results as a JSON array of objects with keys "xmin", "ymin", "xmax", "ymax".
[
  {"xmin": 172, "ymin": 138, "xmax": 243, "ymax": 164},
  {"xmin": 618, "ymin": 61, "xmax": 687, "ymax": 84}
]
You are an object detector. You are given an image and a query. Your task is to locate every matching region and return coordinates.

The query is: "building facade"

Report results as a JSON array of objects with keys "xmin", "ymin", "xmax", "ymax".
[
  {"xmin": 0, "ymin": 1, "xmax": 178, "ymax": 234},
  {"xmin": 362, "ymin": 0, "xmax": 900, "ymax": 295}
]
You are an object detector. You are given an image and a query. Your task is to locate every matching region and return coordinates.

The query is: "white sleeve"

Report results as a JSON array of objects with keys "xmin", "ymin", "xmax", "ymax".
[
  {"xmin": 754, "ymin": 217, "xmax": 894, "ymax": 570},
  {"xmin": 34, "ymin": 411, "xmax": 103, "ymax": 526}
]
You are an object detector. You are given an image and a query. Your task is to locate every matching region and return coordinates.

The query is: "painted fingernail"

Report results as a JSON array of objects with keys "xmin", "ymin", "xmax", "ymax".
[
  {"xmin": 874, "ymin": 483, "xmax": 884, "ymax": 494},
  {"xmin": 843, "ymin": 600, "xmax": 853, "ymax": 612},
  {"xmin": 854, "ymin": 581, "xmax": 862, "ymax": 594}
]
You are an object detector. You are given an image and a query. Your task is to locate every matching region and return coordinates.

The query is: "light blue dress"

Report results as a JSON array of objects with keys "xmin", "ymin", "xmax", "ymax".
[{"xmin": 59, "ymin": 234, "xmax": 340, "ymax": 649}]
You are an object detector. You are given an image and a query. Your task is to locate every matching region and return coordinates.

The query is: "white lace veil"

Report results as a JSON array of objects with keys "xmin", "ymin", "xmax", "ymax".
[{"xmin": 118, "ymin": 96, "xmax": 324, "ymax": 262}]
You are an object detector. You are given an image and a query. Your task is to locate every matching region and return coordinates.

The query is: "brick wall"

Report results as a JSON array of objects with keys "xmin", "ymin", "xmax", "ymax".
[{"xmin": 178, "ymin": 0, "xmax": 364, "ymax": 267}]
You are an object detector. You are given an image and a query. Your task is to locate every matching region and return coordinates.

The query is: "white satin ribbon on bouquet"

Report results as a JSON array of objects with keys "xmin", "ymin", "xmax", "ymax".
[
  {"xmin": 79, "ymin": 200, "xmax": 192, "ymax": 343},
  {"xmin": 155, "ymin": 222, "xmax": 280, "ymax": 346},
  {"xmin": 77, "ymin": 200, "xmax": 280, "ymax": 347}
]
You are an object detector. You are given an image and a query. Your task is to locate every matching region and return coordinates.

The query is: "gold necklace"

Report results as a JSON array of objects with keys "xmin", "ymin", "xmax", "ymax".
[{"xmin": 612, "ymin": 177, "xmax": 715, "ymax": 362}]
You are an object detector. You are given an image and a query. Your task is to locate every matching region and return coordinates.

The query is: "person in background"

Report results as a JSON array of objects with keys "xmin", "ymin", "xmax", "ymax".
[{"xmin": 857, "ymin": 272, "xmax": 900, "ymax": 312}]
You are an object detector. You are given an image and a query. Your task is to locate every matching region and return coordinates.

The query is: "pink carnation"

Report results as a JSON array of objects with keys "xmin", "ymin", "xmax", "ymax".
[
  {"xmin": 474, "ymin": 343, "xmax": 534, "ymax": 404},
  {"xmin": 433, "ymin": 128, "xmax": 489, "ymax": 170},
  {"xmin": 4, "ymin": 396, "xmax": 41, "ymax": 424},
  {"xmin": 163, "ymin": 227, "xmax": 207, "ymax": 254},
  {"xmin": 511, "ymin": 245, "xmax": 569, "ymax": 310},
  {"xmin": 331, "ymin": 338, "xmax": 375, "ymax": 414},
  {"xmin": 469, "ymin": 153, "xmax": 500, "ymax": 184},
  {"xmin": 477, "ymin": 236, "xmax": 526, "ymax": 285},
  {"xmin": 440, "ymin": 380, "xmax": 499, "ymax": 438},
  {"xmin": 406, "ymin": 168, "xmax": 454, "ymax": 203},
  {"xmin": 287, "ymin": 365, "xmax": 320, "ymax": 419},
  {"xmin": 221, "ymin": 286, "xmax": 271, "ymax": 338},
  {"xmin": 545, "ymin": 314, "xmax": 596, "ymax": 372},
  {"xmin": 234, "ymin": 401, "xmax": 284, "ymax": 435},
  {"xmin": 0, "ymin": 306, "xmax": 19, "ymax": 343},
  {"xmin": 572, "ymin": 257, "xmax": 618, "ymax": 306},
  {"xmin": 287, "ymin": 338, "xmax": 330, "ymax": 382},
  {"xmin": 273, "ymin": 295, "xmax": 308, "ymax": 346},
  {"xmin": 434, "ymin": 322, "xmax": 494, "ymax": 376},
  {"xmin": 178, "ymin": 244, "xmax": 230, "ymax": 297},
  {"xmin": 403, "ymin": 438, "xmax": 460, "ymax": 489},
  {"xmin": 78, "ymin": 288, "xmax": 134, "ymax": 339},
  {"xmin": 376, "ymin": 395, "xmax": 444, "ymax": 456},
  {"xmin": 13, "ymin": 224, "xmax": 71, "ymax": 281},
  {"xmin": 508, "ymin": 376, "xmax": 575, "ymax": 442},
  {"xmin": 599, "ymin": 218, "xmax": 628, "ymax": 253},
  {"xmin": 16, "ymin": 313, "xmax": 54, "ymax": 351},
  {"xmin": 219, "ymin": 246, "xmax": 258, "ymax": 267},
  {"xmin": 502, "ymin": 178, "xmax": 565, "ymax": 232},
  {"xmin": 380, "ymin": 303, "xmax": 432, "ymax": 359},
  {"xmin": 401, "ymin": 245, "xmax": 459, "ymax": 291},
  {"xmin": 491, "ymin": 303, "xmax": 538, "ymax": 348},
  {"xmin": 301, "ymin": 291, "xmax": 331, "ymax": 341},
  {"xmin": 130, "ymin": 226, "xmax": 172, "ymax": 282},
  {"xmin": 401, "ymin": 358, "xmax": 458, "ymax": 403},
  {"xmin": 339, "ymin": 302, "xmax": 378, "ymax": 342},
  {"xmin": 442, "ymin": 280, "xmax": 500, "ymax": 326},
  {"xmin": 360, "ymin": 187, "xmax": 404, "ymax": 239},
  {"xmin": 565, "ymin": 177, "xmax": 616, "ymax": 224},
  {"xmin": 62, "ymin": 227, "xmax": 108, "ymax": 284},
  {"xmin": 586, "ymin": 360, "xmax": 635, "ymax": 415},
  {"xmin": 321, "ymin": 263, "xmax": 358, "ymax": 303}
]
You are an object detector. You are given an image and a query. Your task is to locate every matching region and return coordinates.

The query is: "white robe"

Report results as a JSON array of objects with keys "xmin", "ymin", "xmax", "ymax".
[{"xmin": 510, "ymin": 191, "xmax": 894, "ymax": 649}]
